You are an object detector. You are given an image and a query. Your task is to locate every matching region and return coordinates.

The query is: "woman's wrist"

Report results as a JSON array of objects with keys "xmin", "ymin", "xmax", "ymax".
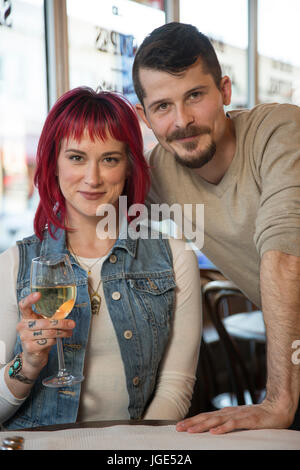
[
  {"xmin": 5, "ymin": 352, "xmax": 44, "ymax": 399},
  {"xmin": 8, "ymin": 353, "xmax": 40, "ymax": 384}
]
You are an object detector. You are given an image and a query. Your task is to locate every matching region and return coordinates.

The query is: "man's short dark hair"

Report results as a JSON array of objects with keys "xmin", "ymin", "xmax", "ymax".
[{"xmin": 132, "ymin": 22, "xmax": 222, "ymax": 105}]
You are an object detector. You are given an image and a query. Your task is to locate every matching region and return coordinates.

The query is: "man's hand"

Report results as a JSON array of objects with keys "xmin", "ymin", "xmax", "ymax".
[
  {"xmin": 177, "ymin": 250, "xmax": 300, "ymax": 435},
  {"xmin": 176, "ymin": 399, "xmax": 293, "ymax": 434}
]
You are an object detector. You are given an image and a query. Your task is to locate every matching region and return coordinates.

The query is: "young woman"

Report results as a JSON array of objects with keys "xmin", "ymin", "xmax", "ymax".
[{"xmin": 0, "ymin": 87, "xmax": 202, "ymax": 429}]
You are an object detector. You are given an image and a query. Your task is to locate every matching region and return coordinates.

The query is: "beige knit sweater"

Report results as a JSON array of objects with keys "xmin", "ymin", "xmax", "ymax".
[{"xmin": 146, "ymin": 103, "xmax": 300, "ymax": 308}]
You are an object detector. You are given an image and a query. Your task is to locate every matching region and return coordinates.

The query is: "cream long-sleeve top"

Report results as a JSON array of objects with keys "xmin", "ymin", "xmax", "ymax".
[{"xmin": 0, "ymin": 237, "xmax": 202, "ymax": 424}]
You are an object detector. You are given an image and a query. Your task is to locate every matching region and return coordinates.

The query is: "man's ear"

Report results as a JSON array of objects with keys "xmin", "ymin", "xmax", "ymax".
[
  {"xmin": 220, "ymin": 76, "xmax": 232, "ymax": 106},
  {"xmin": 135, "ymin": 103, "xmax": 152, "ymax": 130}
]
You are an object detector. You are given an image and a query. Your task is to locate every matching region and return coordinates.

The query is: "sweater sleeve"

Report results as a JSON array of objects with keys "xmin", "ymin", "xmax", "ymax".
[
  {"xmin": 143, "ymin": 238, "xmax": 202, "ymax": 420},
  {"xmin": 0, "ymin": 366, "xmax": 28, "ymax": 424},
  {"xmin": 0, "ymin": 245, "xmax": 27, "ymax": 424},
  {"xmin": 253, "ymin": 104, "xmax": 300, "ymax": 258}
]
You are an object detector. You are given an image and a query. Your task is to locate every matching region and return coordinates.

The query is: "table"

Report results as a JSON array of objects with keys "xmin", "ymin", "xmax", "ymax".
[
  {"xmin": 0, "ymin": 420, "xmax": 299, "ymax": 450},
  {"xmin": 224, "ymin": 310, "xmax": 266, "ymax": 343}
]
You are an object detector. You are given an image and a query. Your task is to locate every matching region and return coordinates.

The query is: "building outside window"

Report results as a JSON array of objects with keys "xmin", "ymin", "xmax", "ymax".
[
  {"xmin": 0, "ymin": 0, "xmax": 47, "ymax": 252},
  {"xmin": 180, "ymin": 0, "xmax": 248, "ymax": 109},
  {"xmin": 66, "ymin": 0, "xmax": 166, "ymax": 150},
  {"xmin": 129, "ymin": 0, "xmax": 164, "ymax": 9},
  {"xmin": 180, "ymin": 0, "xmax": 300, "ymax": 108},
  {"xmin": 0, "ymin": 0, "xmax": 165, "ymax": 252},
  {"xmin": 2, "ymin": 0, "xmax": 299, "ymax": 253},
  {"xmin": 258, "ymin": 0, "xmax": 300, "ymax": 105}
]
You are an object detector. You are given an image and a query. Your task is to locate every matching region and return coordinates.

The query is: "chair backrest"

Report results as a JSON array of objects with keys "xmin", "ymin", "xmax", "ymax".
[
  {"xmin": 202, "ymin": 280, "xmax": 258, "ymax": 405},
  {"xmin": 203, "ymin": 280, "xmax": 255, "ymax": 317}
]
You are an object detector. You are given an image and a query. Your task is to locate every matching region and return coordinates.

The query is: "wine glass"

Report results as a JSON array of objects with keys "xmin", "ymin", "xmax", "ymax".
[{"xmin": 30, "ymin": 253, "xmax": 84, "ymax": 388}]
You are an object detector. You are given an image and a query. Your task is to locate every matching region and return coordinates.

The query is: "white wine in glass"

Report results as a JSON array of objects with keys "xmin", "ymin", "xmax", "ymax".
[
  {"xmin": 31, "ymin": 285, "xmax": 77, "ymax": 320},
  {"xmin": 30, "ymin": 254, "xmax": 84, "ymax": 387}
]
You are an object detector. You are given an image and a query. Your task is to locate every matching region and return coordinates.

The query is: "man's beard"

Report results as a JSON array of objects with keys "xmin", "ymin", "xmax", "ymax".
[{"xmin": 166, "ymin": 125, "xmax": 216, "ymax": 169}]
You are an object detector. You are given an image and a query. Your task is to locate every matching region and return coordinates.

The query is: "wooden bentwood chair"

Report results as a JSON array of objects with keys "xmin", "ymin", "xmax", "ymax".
[{"xmin": 189, "ymin": 275, "xmax": 266, "ymax": 415}]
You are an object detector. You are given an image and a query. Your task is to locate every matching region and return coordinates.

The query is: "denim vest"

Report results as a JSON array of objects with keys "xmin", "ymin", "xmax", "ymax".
[{"xmin": 4, "ymin": 227, "xmax": 175, "ymax": 429}]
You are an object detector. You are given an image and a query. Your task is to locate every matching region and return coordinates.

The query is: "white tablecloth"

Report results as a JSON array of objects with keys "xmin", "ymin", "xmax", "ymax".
[{"xmin": 1, "ymin": 424, "xmax": 299, "ymax": 450}]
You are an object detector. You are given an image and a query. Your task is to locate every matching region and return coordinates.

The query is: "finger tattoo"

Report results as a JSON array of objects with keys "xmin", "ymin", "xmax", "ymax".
[
  {"xmin": 37, "ymin": 339, "xmax": 47, "ymax": 345},
  {"xmin": 56, "ymin": 329, "xmax": 63, "ymax": 336},
  {"xmin": 28, "ymin": 320, "xmax": 36, "ymax": 328},
  {"xmin": 33, "ymin": 330, "xmax": 43, "ymax": 336},
  {"xmin": 50, "ymin": 320, "xmax": 58, "ymax": 326}
]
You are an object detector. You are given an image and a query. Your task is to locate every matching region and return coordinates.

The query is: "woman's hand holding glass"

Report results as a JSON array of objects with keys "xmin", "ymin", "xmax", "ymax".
[
  {"xmin": 17, "ymin": 292, "xmax": 76, "ymax": 373},
  {"xmin": 29, "ymin": 254, "xmax": 84, "ymax": 387}
]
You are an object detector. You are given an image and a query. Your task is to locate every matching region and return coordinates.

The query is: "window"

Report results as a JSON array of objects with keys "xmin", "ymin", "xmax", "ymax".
[
  {"xmin": 0, "ymin": 0, "xmax": 47, "ymax": 252},
  {"xmin": 67, "ymin": 0, "xmax": 165, "ymax": 150},
  {"xmin": 67, "ymin": 0, "xmax": 165, "ymax": 101},
  {"xmin": 180, "ymin": 0, "xmax": 248, "ymax": 109},
  {"xmin": 129, "ymin": 0, "xmax": 164, "ymax": 10},
  {"xmin": 258, "ymin": 0, "xmax": 300, "ymax": 104}
]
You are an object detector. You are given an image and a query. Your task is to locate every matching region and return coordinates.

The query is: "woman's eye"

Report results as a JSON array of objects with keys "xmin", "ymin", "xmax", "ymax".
[
  {"xmin": 103, "ymin": 157, "xmax": 119, "ymax": 165},
  {"xmin": 69, "ymin": 155, "xmax": 83, "ymax": 162}
]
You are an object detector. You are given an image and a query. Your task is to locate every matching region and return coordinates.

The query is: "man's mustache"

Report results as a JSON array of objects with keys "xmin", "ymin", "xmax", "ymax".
[{"xmin": 166, "ymin": 125, "xmax": 212, "ymax": 143}]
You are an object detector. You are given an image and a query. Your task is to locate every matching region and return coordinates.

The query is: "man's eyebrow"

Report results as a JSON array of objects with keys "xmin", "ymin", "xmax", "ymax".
[
  {"xmin": 147, "ymin": 85, "xmax": 209, "ymax": 110},
  {"xmin": 148, "ymin": 98, "xmax": 170, "ymax": 110},
  {"xmin": 184, "ymin": 85, "xmax": 209, "ymax": 97}
]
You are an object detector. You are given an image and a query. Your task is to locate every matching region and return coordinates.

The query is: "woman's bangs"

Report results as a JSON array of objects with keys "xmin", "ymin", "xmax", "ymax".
[{"xmin": 60, "ymin": 102, "xmax": 111, "ymax": 143}]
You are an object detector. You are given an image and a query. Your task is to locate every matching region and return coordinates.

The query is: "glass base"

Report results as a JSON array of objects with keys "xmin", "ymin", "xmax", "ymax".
[{"xmin": 42, "ymin": 372, "xmax": 84, "ymax": 388}]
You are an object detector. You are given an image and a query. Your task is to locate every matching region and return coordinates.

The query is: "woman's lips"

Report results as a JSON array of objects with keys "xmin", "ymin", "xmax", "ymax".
[{"xmin": 79, "ymin": 191, "xmax": 105, "ymax": 200}]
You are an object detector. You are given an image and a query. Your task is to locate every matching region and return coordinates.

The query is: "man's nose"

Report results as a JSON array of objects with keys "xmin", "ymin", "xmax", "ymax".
[{"xmin": 174, "ymin": 105, "xmax": 195, "ymax": 128}]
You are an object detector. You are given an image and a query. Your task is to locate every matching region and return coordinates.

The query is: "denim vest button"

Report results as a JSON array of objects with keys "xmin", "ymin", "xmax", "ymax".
[
  {"xmin": 109, "ymin": 254, "xmax": 117, "ymax": 264},
  {"xmin": 132, "ymin": 376, "xmax": 140, "ymax": 386},
  {"xmin": 124, "ymin": 330, "xmax": 133, "ymax": 339},
  {"xmin": 112, "ymin": 291, "xmax": 121, "ymax": 300}
]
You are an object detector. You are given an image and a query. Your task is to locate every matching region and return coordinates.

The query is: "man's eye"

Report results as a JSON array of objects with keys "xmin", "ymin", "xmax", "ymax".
[
  {"xmin": 189, "ymin": 91, "xmax": 203, "ymax": 100},
  {"xmin": 157, "ymin": 103, "xmax": 169, "ymax": 111}
]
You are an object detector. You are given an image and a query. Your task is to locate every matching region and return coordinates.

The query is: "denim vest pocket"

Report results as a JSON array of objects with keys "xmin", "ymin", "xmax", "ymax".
[{"xmin": 128, "ymin": 276, "xmax": 176, "ymax": 326}]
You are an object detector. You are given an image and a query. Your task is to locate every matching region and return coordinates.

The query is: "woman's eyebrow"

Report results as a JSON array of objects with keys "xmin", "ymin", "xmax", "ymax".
[
  {"xmin": 101, "ymin": 151, "xmax": 124, "ymax": 157},
  {"xmin": 64, "ymin": 148, "xmax": 86, "ymax": 154},
  {"xmin": 64, "ymin": 149, "xmax": 124, "ymax": 157}
]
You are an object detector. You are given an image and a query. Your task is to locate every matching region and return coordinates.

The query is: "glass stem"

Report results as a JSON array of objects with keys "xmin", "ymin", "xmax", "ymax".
[{"xmin": 56, "ymin": 338, "xmax": 67, "ymax": 376}]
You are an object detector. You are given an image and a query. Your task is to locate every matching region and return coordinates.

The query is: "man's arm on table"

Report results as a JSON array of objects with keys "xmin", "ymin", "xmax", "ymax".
[{"xmin": 176, "ymin": 249, "xmax": 300, "ymax": 434}]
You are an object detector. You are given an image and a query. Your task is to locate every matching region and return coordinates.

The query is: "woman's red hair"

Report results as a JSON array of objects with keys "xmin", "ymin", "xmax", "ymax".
[{"xmin": 33, "ymin": 87, "xmax": 150, "ymax": 239}]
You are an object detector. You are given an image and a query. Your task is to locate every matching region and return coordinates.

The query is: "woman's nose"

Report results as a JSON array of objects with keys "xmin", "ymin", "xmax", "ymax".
[{"xmin": 84, "ymin": 163, "xmax": 102, "ymax": 186}]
